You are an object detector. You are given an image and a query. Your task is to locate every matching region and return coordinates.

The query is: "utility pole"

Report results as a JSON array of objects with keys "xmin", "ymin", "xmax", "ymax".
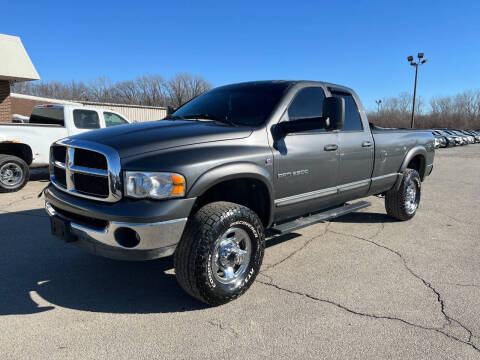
[{"xmin": 407, "ymin": 53, "xmax": 428, "ymax": 128}]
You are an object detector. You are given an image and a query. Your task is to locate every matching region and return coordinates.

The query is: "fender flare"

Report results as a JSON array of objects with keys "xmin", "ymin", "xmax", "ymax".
[
  {"xmin": 0, "ymin": 141, "xmax": 33, "ymax": 165},
  {"xmin": 394, "ymin": 145, "xmax": 427, "ymax": 191},
  {"xmin": 187, "ymin": 162, "xmax": 275, "ymax": 226}
]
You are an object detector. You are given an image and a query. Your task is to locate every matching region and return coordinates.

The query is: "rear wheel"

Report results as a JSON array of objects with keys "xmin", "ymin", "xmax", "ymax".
[
  {"xmin": 174, "ymin": 201, "xmax": 265, "ymax": 306},
  {"xmin": 0, "ymin": 155, "xmax": 30, "ymax": 193},
  {"xmin": 385, "ymin": 169, "xmax": 421, "ymax": 221}
]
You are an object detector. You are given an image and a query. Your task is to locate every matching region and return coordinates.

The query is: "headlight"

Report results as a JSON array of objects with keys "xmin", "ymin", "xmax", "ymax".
[{"xmin": 124, "ymin": 171, "xmax": 185, "ymax": 199}]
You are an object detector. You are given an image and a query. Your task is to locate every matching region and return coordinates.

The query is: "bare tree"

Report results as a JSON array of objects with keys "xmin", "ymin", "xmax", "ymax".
[
  {"xmin": 12, "ymin": 73, "xmax": 211, "ymax": 109},
  {"xmin": 166, "ymin": 73, "xmax": 211, "ymax": 108}
]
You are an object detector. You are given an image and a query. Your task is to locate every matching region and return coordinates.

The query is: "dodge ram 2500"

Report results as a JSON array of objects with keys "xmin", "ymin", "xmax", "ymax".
[{"xmin": 44, "ymin": 81, "xmax": 435, "ymax": 305}]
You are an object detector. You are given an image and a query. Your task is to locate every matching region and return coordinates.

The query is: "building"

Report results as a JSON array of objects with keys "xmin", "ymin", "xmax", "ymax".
[{"xmin": 0, "ymin": 34, "xmax": 40, "ymax": 122}]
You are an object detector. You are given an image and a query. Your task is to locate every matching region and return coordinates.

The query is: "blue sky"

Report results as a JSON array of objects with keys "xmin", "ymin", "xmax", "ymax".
[{"xmin": 2, "ymin": 0, "xmax": 479, "ymax": 110}]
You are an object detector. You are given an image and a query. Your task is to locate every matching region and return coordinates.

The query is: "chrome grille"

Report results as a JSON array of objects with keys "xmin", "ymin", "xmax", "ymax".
[{"xmin": 50, "ymin": 138, "xmax": 122, "ymax": 202}]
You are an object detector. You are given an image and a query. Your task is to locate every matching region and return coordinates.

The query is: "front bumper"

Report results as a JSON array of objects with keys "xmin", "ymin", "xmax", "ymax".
[{"xmin": 44, "ymin": 185, "xmax": 195, "ymax": 261}]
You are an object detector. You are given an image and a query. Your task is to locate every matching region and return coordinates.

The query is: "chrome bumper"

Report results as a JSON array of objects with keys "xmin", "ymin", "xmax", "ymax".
[{"xmin": 45, "ymin": 202, "xmax": 187, "ymax": 261}]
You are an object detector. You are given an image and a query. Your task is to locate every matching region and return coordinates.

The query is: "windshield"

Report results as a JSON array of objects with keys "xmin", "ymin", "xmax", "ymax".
[{"xmin": 171, "ymin": 82, "xmax": 290, "ymax": 126}]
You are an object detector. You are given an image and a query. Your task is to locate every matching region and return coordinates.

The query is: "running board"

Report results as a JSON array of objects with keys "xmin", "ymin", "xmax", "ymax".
[{"xmin": 271, "ymin": 201, "xmax": 371, "ymax": 234}]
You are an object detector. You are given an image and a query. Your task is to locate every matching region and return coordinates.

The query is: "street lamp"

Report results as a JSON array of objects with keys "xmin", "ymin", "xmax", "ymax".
[
  {"xmin": 375, "ymin": 99, "xmax": 382, "ymax": 122},
  {"xmin": 407, "ymin": 52, "xmax": 428, "ymax": 128}
]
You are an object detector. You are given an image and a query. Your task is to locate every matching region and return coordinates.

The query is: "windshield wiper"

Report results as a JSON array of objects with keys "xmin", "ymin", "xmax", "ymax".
[
  {"xmin": 181, "ymin": 113, "xmax": 238, "ymax": 127},
  {"xmin": 164, "ymin": 115, "xmax": 185, "ymax": 120}
]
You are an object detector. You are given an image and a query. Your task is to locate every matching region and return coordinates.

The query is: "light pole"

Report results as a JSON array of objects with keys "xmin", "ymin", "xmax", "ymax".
[
  {"xmin": 407, "ymin": 53, "xmax": 428, "ymax": 128},
  {"xmin": 375, "ymin": 99, "xmax": 382, "ymax": 122}
]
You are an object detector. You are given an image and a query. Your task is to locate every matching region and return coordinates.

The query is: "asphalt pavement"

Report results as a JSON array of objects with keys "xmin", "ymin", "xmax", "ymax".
[{"xmin": 0, "ymin": 146, "xmax": 479, "ymax": 359}]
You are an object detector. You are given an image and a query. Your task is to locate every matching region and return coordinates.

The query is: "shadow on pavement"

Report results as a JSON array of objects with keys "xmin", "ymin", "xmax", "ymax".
[
  {"xmin": 331, "ymin": 211, "xmax": 396, "ymax": 224},
  {"xmin": 0, "ymin": 208, "xmax": 207, "ymax": 316},
  {"xmin": 29, "ymin": 168, "xmax": 50, "ymax": 182}
]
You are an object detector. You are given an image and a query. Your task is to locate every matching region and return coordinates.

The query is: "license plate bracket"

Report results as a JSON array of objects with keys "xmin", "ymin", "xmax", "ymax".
[{"xmin": 50, "ymin": 216, "xmax": 76, "ymax": 242}]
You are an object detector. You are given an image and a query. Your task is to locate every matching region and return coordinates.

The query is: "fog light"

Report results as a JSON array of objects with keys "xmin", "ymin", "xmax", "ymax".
[{"xmin": 114, "ymin": 227, "xmax": 140, "ymax": 248}]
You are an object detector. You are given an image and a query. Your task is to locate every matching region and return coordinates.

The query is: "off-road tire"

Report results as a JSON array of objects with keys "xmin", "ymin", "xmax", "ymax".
[
  {"xmin": 385, "ymin": 168, "xmax": 421, "ymax": 221},
  {"xmin": 0, "ymin": 155, "xmax": 30, "ymax": 193},
  {"xmin": 174, "ymin": 201, "xmax": 265, "ymax": 306}
]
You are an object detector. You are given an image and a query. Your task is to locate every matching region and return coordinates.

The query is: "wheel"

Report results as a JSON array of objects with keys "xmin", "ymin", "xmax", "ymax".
[
  {"xmin": 385, "ymin": 169, "xmax": 421, "ymax": 221},
  {"xmin": 174, "ymin": 201, "xmax": 265, "ymax": 306},
  {"xmin": 0, "ymin": 155, "xmax": 30, "ymax": 193}
]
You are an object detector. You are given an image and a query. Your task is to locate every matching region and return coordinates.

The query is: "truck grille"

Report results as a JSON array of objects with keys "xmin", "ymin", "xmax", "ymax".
[{"xmin": 50, "ymin": 139, "xmax": 122, "ymax": 202}]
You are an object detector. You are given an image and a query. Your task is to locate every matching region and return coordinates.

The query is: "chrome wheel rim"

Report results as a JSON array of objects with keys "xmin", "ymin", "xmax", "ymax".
[
  {"xmin": 211, "ymin": 227, "xmax": 252, "ymax": 284},
  {"xmin": 405, "ymin": 182, "xmax": 418, "ymax": 215},
  {"xmin": 0, "ymin": 163, "xmax": 23, "ymax": 187}
]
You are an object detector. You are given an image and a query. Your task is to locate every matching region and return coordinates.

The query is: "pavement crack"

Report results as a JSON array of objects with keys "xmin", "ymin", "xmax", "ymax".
[
  {"xmin": 323, "ymin": 225, "xmax": 478, "ymax": 352},
  {"xmin": 257, "ymin": 278, "xmax": 480, "ymax": 353},
  {"xmin": 208, "ymin": 320, "xmax": 239, "ymax": 337},
  {"xmin": 262, "ymin": 223, "xmax": 330, "ymax": 272}
]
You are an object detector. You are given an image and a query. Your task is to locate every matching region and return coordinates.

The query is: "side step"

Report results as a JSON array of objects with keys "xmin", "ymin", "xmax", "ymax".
[{"xmin": 271, "ymin": 201, "xmax": 371, "ymax": 234}]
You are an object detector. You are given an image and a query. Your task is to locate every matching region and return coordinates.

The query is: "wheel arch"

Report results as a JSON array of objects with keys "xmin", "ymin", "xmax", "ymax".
[
  {"xmin": 187, "ymin": 162, "xmax": 275, "ymax": 227},
  {"xmin": 0, "ymin": 142, "xmax": 33, "ymax": 165},
  {"xmin": 394, "ymin": 145, "xmax": 427, "ymax": 191}
]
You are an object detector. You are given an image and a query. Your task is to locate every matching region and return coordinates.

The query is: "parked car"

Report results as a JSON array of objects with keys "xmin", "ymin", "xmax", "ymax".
[
  {"xmin": 434, "ymin": 130, "xmax": 456, "ymax": 147},
  {"xmin": 468, "ymin": 130, "xmax": 480, "ymax": 143},
  {"xmin": 452, "ymin": 130, "xmax": 470, "ymax": 145},
  {"xmin": 443, "ymin": 130, "xmax": 463, "ymax": 145},
  {"xmin": 459, "ymin": 130, "xmax": 476, "ymax": 144},
  {"xmin": 432, "ymin": 130, "xmax": 447, "ymax": 148},
  {"xmin": 44, "ymin": 80, "xmax": 435, "ymax": 305},
  {"xmin": 0, "ymin": 104, "xmax": 130, "ymax": 192}
]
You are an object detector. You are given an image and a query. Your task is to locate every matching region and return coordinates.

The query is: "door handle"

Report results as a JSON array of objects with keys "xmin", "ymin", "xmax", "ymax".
[
  {"xmin": 324, "ymin": 144, "xmax": 338, "ymax": 151},
  {"xmin": 362, "ymin": 141, "xmax": 372, "ymax": 147}
]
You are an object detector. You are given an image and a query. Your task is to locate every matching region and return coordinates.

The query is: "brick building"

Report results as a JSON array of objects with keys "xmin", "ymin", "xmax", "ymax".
[{"xmin": 0, "ymin": 34, "xmax": 40, "ymax": 122}]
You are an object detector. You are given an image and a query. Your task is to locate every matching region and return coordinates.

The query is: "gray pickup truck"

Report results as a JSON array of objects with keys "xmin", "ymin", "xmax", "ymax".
[{"xmin": 44, "ymin": 81, "xmax": 435, "ymax": 305}]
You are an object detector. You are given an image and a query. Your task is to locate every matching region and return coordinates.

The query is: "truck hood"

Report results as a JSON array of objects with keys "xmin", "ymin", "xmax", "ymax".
[{"xmin": 72, "ymin": 120, "xmax": 253, "ymax": 158}]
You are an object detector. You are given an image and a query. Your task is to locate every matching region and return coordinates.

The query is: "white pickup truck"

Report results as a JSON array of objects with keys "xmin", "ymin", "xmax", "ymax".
[{"xmin": 0, "ymin": 104, "xmax": 130, "ymax": 192}]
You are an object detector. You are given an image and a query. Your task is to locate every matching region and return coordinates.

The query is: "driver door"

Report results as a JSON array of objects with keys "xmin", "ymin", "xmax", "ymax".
[{"xmin": 272, "ymin": 86, "xmax": 340, "ymax": 221}]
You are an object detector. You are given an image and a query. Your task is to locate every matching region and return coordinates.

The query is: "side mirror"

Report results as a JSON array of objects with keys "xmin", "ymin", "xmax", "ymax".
[
  {"xmin": 323, "ymin": 97, "xmax": 344, "ymax": 130},
  {"xmin": 276, "ymin": 116, "xmax": 329, "ymax": 135}
]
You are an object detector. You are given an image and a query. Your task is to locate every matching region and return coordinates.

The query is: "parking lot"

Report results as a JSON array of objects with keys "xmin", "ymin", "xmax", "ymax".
[{"xmin": 0, "ymin": 145, "xmax": 479, "ymax": 359}]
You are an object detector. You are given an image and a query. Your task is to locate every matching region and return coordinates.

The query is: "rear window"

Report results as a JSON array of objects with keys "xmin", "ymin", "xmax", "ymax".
[
  {"xmin": 73, "ymin": 110, "xmax": 100, "ymax": 129},
  {"xmin": 29, "ymin": 107, "xmax": 65, "ymax": 126}
]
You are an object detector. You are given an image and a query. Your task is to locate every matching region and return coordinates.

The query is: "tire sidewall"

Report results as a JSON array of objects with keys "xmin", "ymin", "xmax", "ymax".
[
  {"xmin": 400, "ymin": 170, "xmax": 421, "ymax": 219},
  {"xmin": 0, "ymin": 156, "xmax": 29, "ymax": 192},
  {"xmin": 198, "ymin": 207, "xmax": 264, "ymax": 302}
]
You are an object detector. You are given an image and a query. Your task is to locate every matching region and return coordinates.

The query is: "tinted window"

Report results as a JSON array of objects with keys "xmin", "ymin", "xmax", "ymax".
[
  {"xmin": 104, "ymin": 112, "xmax": 128, "ymax": 127},
  {"xmin": 331, "ymin": 92, "xmax": 363, "ymax": 131},
  {"xmin": 172, "ymin": 82, "xmax": 289, "ymax": 126},
  {"xmin": 29, "ymin": 107, "xmax": 65, "ymax": 126},
  {"xmin": 288, "ymin": 87, "xmax": 326, "ymax": 121},
  {"xmin": 73, "ymin": 110, "xmax": 100, "ymax": 129}
]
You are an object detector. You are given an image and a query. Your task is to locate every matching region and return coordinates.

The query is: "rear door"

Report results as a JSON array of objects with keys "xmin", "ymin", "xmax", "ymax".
[
  {"xmin": 272, "ymin": 86, "xmax": 340, "ymax": 220},
  {"xmin": 333, "ymin": 90, "xmax": 374, "ymax": 200}
]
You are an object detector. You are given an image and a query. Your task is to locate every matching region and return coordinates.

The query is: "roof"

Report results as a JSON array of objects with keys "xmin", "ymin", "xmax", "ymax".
[{"xmin": 0, "ymin": 34, "xmax": 40, "ymax": 82}]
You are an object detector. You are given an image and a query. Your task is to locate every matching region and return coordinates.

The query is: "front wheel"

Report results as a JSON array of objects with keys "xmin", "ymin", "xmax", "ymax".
[
  {"xmin": 385, "ymin": 169, "xmax": 421, "ymax": 221},
  {"xmin": 0, "ymin": 155, "xmax": 30, "ymax": 193},
  {"xmin": 174, "ymin": 201, "xmax": 265, "ymax": 306}
]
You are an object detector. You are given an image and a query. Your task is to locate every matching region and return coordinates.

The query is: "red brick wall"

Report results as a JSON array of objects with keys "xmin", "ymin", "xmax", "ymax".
[
  {"xmin": 10, "ymin": 97, "xmax": 52, "ymax": 118},
  {"xmin": 0, "ymin": 81, "xmax": 11, "ymax": 123}
]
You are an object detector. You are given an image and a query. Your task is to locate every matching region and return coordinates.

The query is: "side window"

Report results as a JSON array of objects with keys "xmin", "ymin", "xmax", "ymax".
[
  {"xmin": 288, "ymin": 87, "xmax": 326, "ymax": 121},
  {"xmin": 73, "ymin": 110, "xmax": 100, "ymax": 129},
  {"xmin": 104, "ymin": 112, "xmax": 128, "ymax": 127},
  {"xmin": 331, "ymin": 92, "xmax": 363, "ymax": 131}
]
